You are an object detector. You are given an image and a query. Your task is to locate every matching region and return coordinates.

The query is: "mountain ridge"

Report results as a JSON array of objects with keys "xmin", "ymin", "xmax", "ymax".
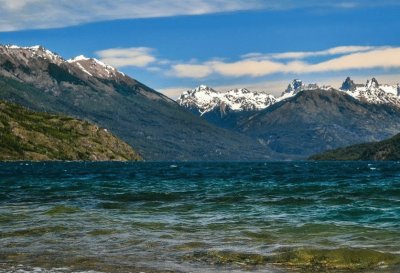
[
  {"xmin": 0, "ymin": 44, "xmax": 272, "ymax": 161},
  {"xmin": 178, "ymin": 77, "xmax": 400, "ymax": 118}
]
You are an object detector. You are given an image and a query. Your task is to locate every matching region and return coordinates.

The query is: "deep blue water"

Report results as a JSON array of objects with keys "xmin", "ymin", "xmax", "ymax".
[{"xmin": 0, "ymin": 162, "xmax": 399, "ymax": 273}]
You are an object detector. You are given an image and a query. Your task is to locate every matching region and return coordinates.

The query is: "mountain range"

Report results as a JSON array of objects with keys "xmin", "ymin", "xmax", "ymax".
[
  {"xmin": 0, "ymin": 45, "xmax": 273, "ymax": 161},
  {"xmin": 1, "ymin": 44, "xmax": 400, "ymax": 160},
  {"xmin": 178, "ymin": 78, "xmax": 400, "ymax": 119},
  {"xmin": 178, "ymin": 78, "xmax": 400, "ymax": 157}
]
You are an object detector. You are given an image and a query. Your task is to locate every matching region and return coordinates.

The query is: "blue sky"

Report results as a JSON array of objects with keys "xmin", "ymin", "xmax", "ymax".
[{"xmin": 1, "ymin": 0, "xmax": 400, "ymax": 97}]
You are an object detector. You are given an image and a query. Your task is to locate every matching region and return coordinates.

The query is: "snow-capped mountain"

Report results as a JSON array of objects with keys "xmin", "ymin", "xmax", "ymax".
[
  {"xmin": 177, "ymin": 80, "xmax": 333, "ymax": 116},
  {"xmin": 340, "ymin": 77, "xmax": 400, "ymax": 106},
  {"xmin": 67, "ymin": 55, "xmax": 124, "ymax": 79},
  {"xmin": 0, "ymin": 45, "xmax": 125, "ymax": 83},
  {"xmin": 1, "ymin": 45, "xmax": 64, "ymax": 64},
  {"xmin": 178, "ymin": 77, "xmax": 400, "ymax": 118},
  {"xmin": 0, "ymin": 44, "xmax": 271, "ymax": 161},
  {"xmin": 279, "ymin": 79, "xmax": 333, "ymax": 101},
  {"xmin": 177, "ymin": 85, "xmax": 276, "ymax": 116}
]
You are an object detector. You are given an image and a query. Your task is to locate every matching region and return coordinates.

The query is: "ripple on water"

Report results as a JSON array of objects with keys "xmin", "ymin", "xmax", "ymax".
[{"xmin": 0, "ymin": 161, "xmax": 399, "ymax": 273}]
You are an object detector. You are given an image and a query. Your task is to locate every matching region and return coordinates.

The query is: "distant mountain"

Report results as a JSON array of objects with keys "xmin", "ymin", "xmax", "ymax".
[
  {"xmin": 0, "ymin": 44, "xmax": 271, "ymax": 161},
  {"xmin": 177, "ymin": 85, "xmax": 276, "ymax": 128},
  {"xmin": 177, "ymin": 80, "xmax": 333, "ymax": 128},
  {"xmin": 340, "ymin": 77, "xmax": 400, "ymax": 106},
  {"xmin": 177, "ymin": 79, "xmax": 400, "ymax": 157},
  {"xmin": 0, "ymin": 100, "xmax": 141, "ymax": 161},
  {"xmin": 177, "ymin": 85, "xmax": 276, "ymax": 115},
  {"xmin": 236, "ymin": 89, "xmax": 400, "ymax": 157},
  {"xmin": 178, "ymin": 78, "xmax": 400, "ymax": 125},
  {"xmin": 309, "ymin": 133, "xmax": 400, "ymax": 161}
]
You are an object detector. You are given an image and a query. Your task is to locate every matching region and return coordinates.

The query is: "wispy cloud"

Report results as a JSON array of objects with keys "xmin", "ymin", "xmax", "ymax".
[
  {"xmin": 266, "ymin": 46, "xmax": 379, "ymax": 60},
  {"xmin": 167, "ymin": 46, "xmax": 400, "ymax": 78},
  {"xmin": 96, "ymin": 47, "xmax": 156, "ymax": 68},
  {"xmin": 1, "ymin": 0, "xmax": 400, "ymax": 31},
  {"xmin": 171, "ymin": 64, "xmax": 214, "ymax": 78},
  {"xmin": 0, "ymin": 0, "xmax": 264, "ymax": 31}
]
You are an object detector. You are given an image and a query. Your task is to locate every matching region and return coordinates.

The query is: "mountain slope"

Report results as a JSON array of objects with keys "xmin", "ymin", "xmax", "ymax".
[
  {"xmin": 236, "ymin": 89, "xmax": 400, "ymax": 157},
  {"xmin": 0, "ymin": 45, "xmax": 271, "ymax": 160},
  {"xmin": 0, "ymin": 100, "xmax": 141, "ymax": 161},
  {"xmin": 309, "ymin": 133, "xmax": 400, "ymax": 161}
]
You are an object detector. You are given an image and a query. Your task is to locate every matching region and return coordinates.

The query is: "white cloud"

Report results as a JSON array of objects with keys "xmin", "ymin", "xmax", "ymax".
[
  {"xmin": 1, "ymin": 0, "xmax": 399, "ymax": 31},
  {"xmin": 268, "ymin": 46, "xmax": 379, "ymax": 60},
  {"xmin": 96, "ymin": 47, "xmax": 156, "ymax": 68},
  {"xmin": 170, "ymin": 64, "xmax": 214, "ymax": 78},
  {"xmin": 168, "ymin": 46, "xmax": 400, "ymax": 78},
  {"xmin": 0, "ymin": 0, "xmax": 264, "ymax": 31},
  {"xmin": 1, "ymin": 0, "xmax": 34, "ymax": 10},
  {"xmin": 158, "ymin": 86, "xmax": 192, "ymax": 99},
  {"xmin": 305, "ymin": 47, "xmax": 400, "ymax": 72}
]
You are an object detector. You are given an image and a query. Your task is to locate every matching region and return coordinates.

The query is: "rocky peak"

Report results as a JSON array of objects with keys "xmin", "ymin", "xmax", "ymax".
[
  {"xmin": 366, "ymin": 78, "xmax": 379, "ymax": 89},
  {"xmin": 1, "ymin": 44, "xmax": 64, "ymax": 65},
  {"xmin": 284, "ymin": 79, "xmax": 304, "ymax": 94},
  {"xmin": 341, "ymin": 77, "xmax": 356, "ymax": 91},
  {"xmin": 67, "ymin": 55, "xmax": 123, "ymax": 79}
]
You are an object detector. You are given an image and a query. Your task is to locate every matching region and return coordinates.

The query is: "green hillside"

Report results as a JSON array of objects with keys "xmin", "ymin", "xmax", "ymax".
[
  {"xmin": 309, "ymin": 133, "xmax": 400, "ymax": 161},
  {"xmin": 0, "ymin": 100, "xmax": 142, "ymax": 161}
]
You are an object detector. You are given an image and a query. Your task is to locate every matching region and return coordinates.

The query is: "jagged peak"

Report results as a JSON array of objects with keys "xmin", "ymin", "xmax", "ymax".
[
  {"xmin": 178, "ymin": 84, "xmax": 277, "ymax": 114},
  {"xmin": 4, "ymin": 44, "xmax": 42, "ymax": 50},
  {"xmin": 228, "ymin": 88, "xmax": 252, "ymax": 94},
  {"xmin": 366, "ymin": 77, "xmax": 379, "ymax": 89},
  {"xmin": 340, "ymin": 76, "xmax": 356, "ymax": 91},
  {"xmin": 284, "ymin": 79, "xmax": 304, "ymax": 93},
  {"xmin": 1, "ymin": 44, "xmax": 64, "ymax": 65},
  {"xmin": 194, "ymin": 85, "xmax": 216, "ymax": 92}
]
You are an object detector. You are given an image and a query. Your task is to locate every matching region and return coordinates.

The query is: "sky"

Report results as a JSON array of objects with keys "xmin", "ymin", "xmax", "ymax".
[{"xmin": 1, "ymin": 0, "xmax": 400, "ymax": 98}]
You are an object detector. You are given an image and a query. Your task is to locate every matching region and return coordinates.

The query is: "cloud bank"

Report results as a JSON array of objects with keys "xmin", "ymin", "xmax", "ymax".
[
  {"xmin": 96, "ymin": 47, "xmax": 156, "ymax": 68},
  {"xmin": 169, "ymin": 46, "xmax": 400, "ymax": 78},
  {"xmin": 1, "ymin": 0, "xmax": 400, "ymax": 31},
  {"xmin": 97, "ymin": 45, "xmax": 400, "ymax": 83},
  {"xmin": 0, "ymin": 0, "xmax": 263, "ymax": 31}
]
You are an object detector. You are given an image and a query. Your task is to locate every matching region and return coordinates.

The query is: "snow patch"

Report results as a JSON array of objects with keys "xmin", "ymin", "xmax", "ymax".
[
  {"xmin": 67, "ymin": 55, "xmax": 90, "ymax": 62},
  {"xmin": 76, "ymin": 62, "xmax": 93, "ymax": 76}
]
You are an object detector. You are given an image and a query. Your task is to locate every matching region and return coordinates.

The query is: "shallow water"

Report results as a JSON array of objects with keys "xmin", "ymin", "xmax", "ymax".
[{"xmin": 0, "ymin": 161, "xmax": 399, "ymax": 273}]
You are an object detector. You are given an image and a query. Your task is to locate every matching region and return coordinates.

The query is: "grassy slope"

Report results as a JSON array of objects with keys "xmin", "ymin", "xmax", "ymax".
[
  {"xmin": 309, "ymin": 133, "xmax": 400, "ymax": 160},
  {"xmin": 0, "ymin": 100, "xmax": 142, "ymax": 161}
]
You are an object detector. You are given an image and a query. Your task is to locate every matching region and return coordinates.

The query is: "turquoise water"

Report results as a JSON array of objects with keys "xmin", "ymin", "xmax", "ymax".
[{"xmin": 0, "ymin": 162, "xmax": 399, "ymax": 273}]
